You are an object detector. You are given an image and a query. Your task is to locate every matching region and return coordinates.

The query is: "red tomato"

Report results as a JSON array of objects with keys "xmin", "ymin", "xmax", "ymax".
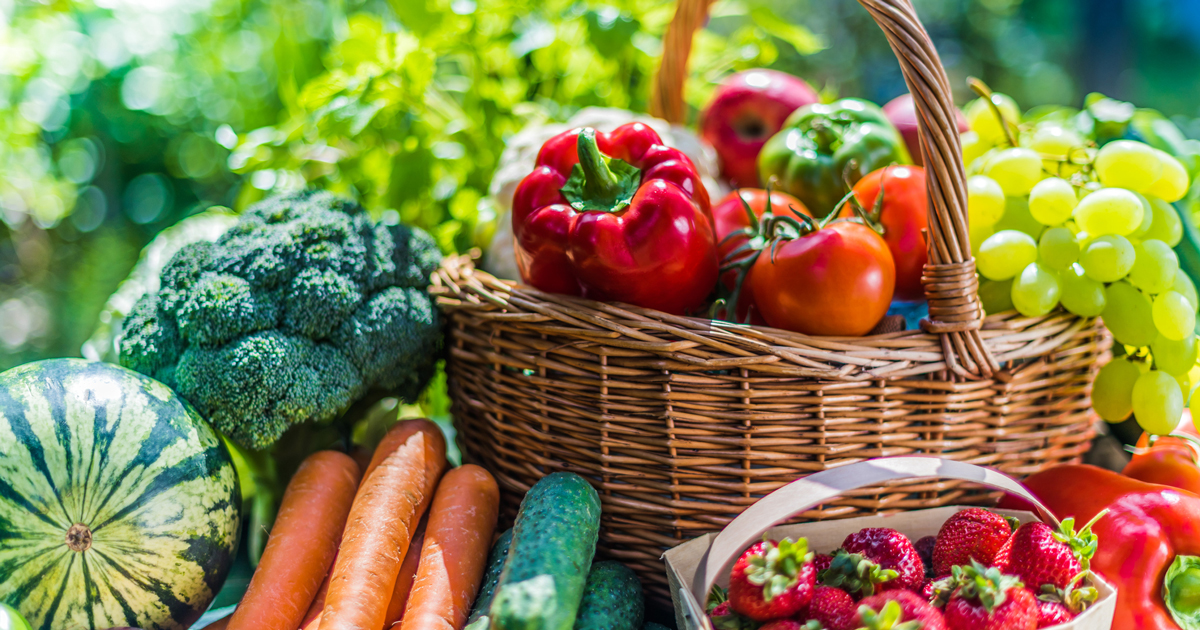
[
  {"xmin": 748, "ymin": 221, "xmax": 895, "ymax": 336},
  {"xmin": 841, "ymin": 165, "xmax": 928, "ymax": 301},
  {"xmin": 713, "ymin": 189, "xmax": 809, "ymax": 262},
  {"xmin": 712, "ymin": 189, "xmax": 807, "ymax": 324}
]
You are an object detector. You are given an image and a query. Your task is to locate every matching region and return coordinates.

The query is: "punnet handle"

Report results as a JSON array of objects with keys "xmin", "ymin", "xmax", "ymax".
[{"xmin": 677, "ymin": 456, "xmax": 1056, "ymax": 629}]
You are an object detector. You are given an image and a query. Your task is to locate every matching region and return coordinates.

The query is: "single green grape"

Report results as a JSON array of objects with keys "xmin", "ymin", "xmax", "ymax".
[
  {"xmin": 1038, "ymin": 227, "xmax": 1080, "ymax": 270},
  {"xmin": 962, "ymin": 131, "xmax": 993, "ymax": 172},
  {"xmin": 1153, "ymin": 291, "xmax": 1196, "ymax": 341},
  {"xmin": 1174, "ymin": 271, "xmax": 1200, "ymax": 312},
  {"xmin": 978, "ymin": 230, "xmax": 1038, "ymax": 281},
  {"xmin": 965, "ymin": 93, "xmax": 1021, "ymax": 145},
  {"xmin": 968, "ymin": 175, "xmax": 1007, "ymax": 228},
  {"xmin": 1177, "ymin": 373, "xmax": 1192, "ymax": 401},
  {"xmin": 1080, "ymin": 235, "xmax": 1135, "ymax": 283},
  {"xmin": 1130, "ymin": 193, "xmax": 1154, "ymax": 238},
  {"xmin": 1096, "ymin": 140, "xmax": 1164, "ymax": 191},
  {"xmin": 1153, "ymin": 333, "xmax": 1199, "ymax": 376},
  {"xmin": 985, "ymin": 148, "xmax": 1044, "ymax": 197},
  {"xmin": 1128, "ymin": 239, "xmax": 1180, "ymax": 294},
  {"xmin": 1011, "ymin": 262, "xmax": 1062, "ymax": 317},
  {"xmin": 1092, "ymin": 357, "xmax": 1142, "ymax": 422},
  {"xmin": 1190, "ymin": 386, "xmax": 1200, "ymax": 431},
  {"xmin": 1132, "ymin": 369, "xmax": 1184, "ymax": 435},
  {"xmin": 993, "ymin": 196, "xmax": 1045, "ymax": 239},
  {"xmin": 970, "ymin": 222, "xmax": 995, "ymax": 256},
  {"xmin": 1147, "ymin": 149, "xmax": 1190, "ymax": 203},
  {"xmin": 1103, "ymin": 281, "xmax": 1157, "ymax": 347},
  {"xmin": 1059, "ymin": 264, "xmax": 1106, "ymax": 317},
  {"xmin": 1072, "ymin": 188, "xmax": 1145, "ymax": 237},
  {"xmin": 1028, "ymin": 123, "xmax": 1088, "ymax": 175},
  {"xmin": 1028, "ymin": 177, "xmax": 1077, "ymax": 225},
  {"xmin": 979, "ymin": 279, "xmax": 1015, "ymax": 315},
  {"xmin": 1143, "ymin": 196, "xmax": 1184, "ymax": 247}
]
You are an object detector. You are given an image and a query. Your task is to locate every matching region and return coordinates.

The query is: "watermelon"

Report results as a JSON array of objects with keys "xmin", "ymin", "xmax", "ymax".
[{"xmin": 0, "ymin": 359, "xmax": 241, "ymax": 630}]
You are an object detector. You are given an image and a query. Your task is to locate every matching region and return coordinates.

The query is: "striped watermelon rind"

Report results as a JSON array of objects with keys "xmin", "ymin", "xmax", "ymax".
[{"xmin": 0, "ymin": 359, "xmax": 241, "ymax": 630}]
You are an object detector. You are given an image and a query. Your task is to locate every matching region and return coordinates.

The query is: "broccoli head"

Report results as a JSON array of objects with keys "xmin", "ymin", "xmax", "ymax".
[{"xmin": 119, "ymin": 190, "xmax": 443, "ymax": 449}]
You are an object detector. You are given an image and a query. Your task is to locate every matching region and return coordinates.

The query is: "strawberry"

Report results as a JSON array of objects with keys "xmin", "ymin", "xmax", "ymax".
[
  {"xmin": 995, "ymin": 514, "xmax": 1103, "ymax": 592},
  {"xmin": 1032, "ymin": 572, "xmax": 1098, "ymax": 628},
  {"xmin": 1034, "ymin": 600, "xmax": 1073, "ymax": 628},
  {"xmin": 728, "ymin": 537, "xmax": 818, "ymax": 621},
  {"xmin": 918, "ymin": 579, "xmax": 936, "ymax": 602},
  {"xmin": 942, "ymin": 561, "xmax": 1038, "ymax": 630},
  {"xmin": 760, "ymin": 621, "xmax": 805, "ymax": 630},
  {"xmin": 707, "ymin": 586, "xmax": 760, "ymax": 630},
  {"xmin": 858, "ymin": 590, "xmax": 948, "ymax": 630},
  {"xmin": 839, "ymin": 528, "xmax": 925, "ymax": 591},
  {"xmin": 820, "ymin": 549, "xmax": 899, "ymax": 597},
  {"xmin": 915, "ymin": 536, "xmax": 936, "ymax": 577},
  {"xmin": 798, "ymin": 585, "xmax": 858, "ymax": 630},
  {"xmin": 932, "ymin": 508, "xmax": 1017, "ymax": 576},
  {"xmin": 814, "ymin": 553, "xmax": 834, "ymax": 574}
]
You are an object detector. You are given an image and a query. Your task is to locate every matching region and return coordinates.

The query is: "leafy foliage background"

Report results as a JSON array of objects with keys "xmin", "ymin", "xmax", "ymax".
[{"xmin": 4, "ymin": 0, "xmax": 1200, "ymax": 370}]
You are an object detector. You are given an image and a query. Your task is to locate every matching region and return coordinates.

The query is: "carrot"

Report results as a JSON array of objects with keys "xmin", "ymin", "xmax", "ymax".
[
  {"xmin": 321, "ymin": 425, "xmax": 448, "ymax": 630},
  {"xmin": 298, "ymin": 552, "xmax": 337, "ymax": 630},
  {"xmin": 227, "ymin": 451, "xmax": 360, "ymax": 630},
  {"xmin": 380, "ymin": 523, "xmax": 427, "ymax": 629},
  {"xmin": 362, "ymin": 418, "xmax": 446, "ymax": 483},
  {"xmin": 399, "ymin": 465, "xmax": 500, "ymax": 630}
]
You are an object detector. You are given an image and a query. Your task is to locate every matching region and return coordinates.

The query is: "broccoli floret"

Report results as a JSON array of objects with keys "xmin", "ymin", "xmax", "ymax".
[{"xmin": 119, "ymin": 190, "xmax": 443, "ymax": 450}]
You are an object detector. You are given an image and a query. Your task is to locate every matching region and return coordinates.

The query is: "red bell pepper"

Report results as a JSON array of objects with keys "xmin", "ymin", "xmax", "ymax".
[
  {"xmin": 1124, "ymin": 431, "xmax": 1200, "ymax": 496},
  {"xmin": 511, "ymin": 123, "xmax": 719, "ymax": 315},
  {"xmin": 1000, "ymin": 465, "xmax": 1200, "ymax": 630}
]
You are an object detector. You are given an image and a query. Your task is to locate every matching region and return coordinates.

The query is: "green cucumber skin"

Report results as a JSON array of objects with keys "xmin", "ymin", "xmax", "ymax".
[
  {"xmin": 466, "ymin": 528, "xmax": 514, "ymax": 625},
  {"xmin": 489, "ymin": 472, "xmax": 602, "ymax": 630},
  {"xmin": 573, "ymin": 561, "xmax": 644, "ymax": 630}
]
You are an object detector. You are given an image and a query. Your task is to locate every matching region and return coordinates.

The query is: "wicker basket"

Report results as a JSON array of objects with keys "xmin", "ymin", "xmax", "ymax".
[{"xmin": 431, "ymin": 0, "xmax": 1111, "ymax": 604}]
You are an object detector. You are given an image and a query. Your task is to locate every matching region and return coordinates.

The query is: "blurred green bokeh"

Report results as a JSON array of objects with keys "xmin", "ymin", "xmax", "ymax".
[{"xmin": 4, "ymin": 0, "xmax": 1200, "ymax": 369}]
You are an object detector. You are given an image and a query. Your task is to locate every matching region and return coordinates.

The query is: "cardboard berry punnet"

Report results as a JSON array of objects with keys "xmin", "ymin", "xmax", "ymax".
[{"xmin": 662, "ymin": 457, "xmax": 1117, "ymax": 630}]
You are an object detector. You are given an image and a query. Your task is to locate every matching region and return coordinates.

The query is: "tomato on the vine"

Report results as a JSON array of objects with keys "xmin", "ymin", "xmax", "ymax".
[
  {"xmin": 713, "ymin": 189, "xmax": 809, "ymax": 262},
  {"xmin": 712, "ymin": 189, "xmax": 808, "ymax": 325},
  {"xmin": 747, "ymin": 220, "xmax": 895, "ymax": 336},
  {"xmin": 840, "ymin": 165, "xmax": 928, "ymax": 301}
]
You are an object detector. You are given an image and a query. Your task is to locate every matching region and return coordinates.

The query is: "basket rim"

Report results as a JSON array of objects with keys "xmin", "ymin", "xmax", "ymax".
[{"xmin": 432, "ymin": 254, "xmax": 1108, "ymax": 382}]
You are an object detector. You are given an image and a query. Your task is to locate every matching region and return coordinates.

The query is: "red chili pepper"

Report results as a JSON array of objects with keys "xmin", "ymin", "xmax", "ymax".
[
  {"xmin": 1124, "ymin": 431, "xmax": 1200, "ymax": 496},
  {"xmin": 1001, "ymin": 465, "xmax": 1200, "ymax": 630},
  {"xmin": 511, "ymin": 123, "xmax": 719, "ymax": 315}
]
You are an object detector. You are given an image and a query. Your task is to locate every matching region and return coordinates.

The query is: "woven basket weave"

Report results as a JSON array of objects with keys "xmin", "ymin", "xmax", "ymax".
[{"xmin": 432, "ymin": 0, "xmax": 1110, "ymax": 604}]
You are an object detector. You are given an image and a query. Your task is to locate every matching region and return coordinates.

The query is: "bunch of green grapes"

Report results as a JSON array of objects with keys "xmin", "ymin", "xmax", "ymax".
[{"xmin": 962, "ymin": 92, "xmax": 1198, "ymax": 436}]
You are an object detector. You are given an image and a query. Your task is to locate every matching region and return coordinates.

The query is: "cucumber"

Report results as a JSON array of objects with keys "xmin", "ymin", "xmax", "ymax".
[
  {"xmin": 488, "ymin": 472, "xmax": 602, "ymax": 630},
  {"xmin": 574, "ymin": 561, "xmax": 644, "ymax": 630},
  {"xmin": 463, "ymin": 528, "xmax": 514, "ymax": 630}
]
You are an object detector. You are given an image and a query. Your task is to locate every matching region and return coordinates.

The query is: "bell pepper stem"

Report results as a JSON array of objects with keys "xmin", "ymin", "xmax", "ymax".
[
  {"xmin": 1167, "ymin": 557, "xmax": 1200, "ymax": 622},
  {"xmin": 577, "ymin": 128, "xmax": 623, "ymax": 202}
]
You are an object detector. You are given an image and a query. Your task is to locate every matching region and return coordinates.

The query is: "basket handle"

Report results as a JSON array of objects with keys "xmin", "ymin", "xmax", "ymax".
[
  {"xmin": 677, "ymin": 456, "xmax": 1057, "ymax": 628},
  {"xmin": 651, "ymin": 0, "xmax": 999, "ymax": 379}
]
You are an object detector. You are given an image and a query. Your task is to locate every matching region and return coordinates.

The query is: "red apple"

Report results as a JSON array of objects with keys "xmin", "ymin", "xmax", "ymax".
[
  {"xmin": 883, "ymin": 93, "xmax": 969, "ymax": 166},
  {"xmin": 700, "ymin": 69, "xmax": 819, "ymax": 188}
]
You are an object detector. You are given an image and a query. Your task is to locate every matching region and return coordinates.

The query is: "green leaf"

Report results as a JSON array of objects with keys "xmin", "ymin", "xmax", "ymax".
[
  {"xmin": 585, "ymin": 8, "xmax": 640, "ymax": 57},
  {"xmin": 750, "ymin": 6, "xmax": 826, "ymax": 55}
]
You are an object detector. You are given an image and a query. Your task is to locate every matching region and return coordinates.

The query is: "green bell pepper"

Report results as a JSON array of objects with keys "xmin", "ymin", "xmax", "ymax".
[{"xmin": 757, "ymin": 98, "xmax": 911, "ymax": 217}]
